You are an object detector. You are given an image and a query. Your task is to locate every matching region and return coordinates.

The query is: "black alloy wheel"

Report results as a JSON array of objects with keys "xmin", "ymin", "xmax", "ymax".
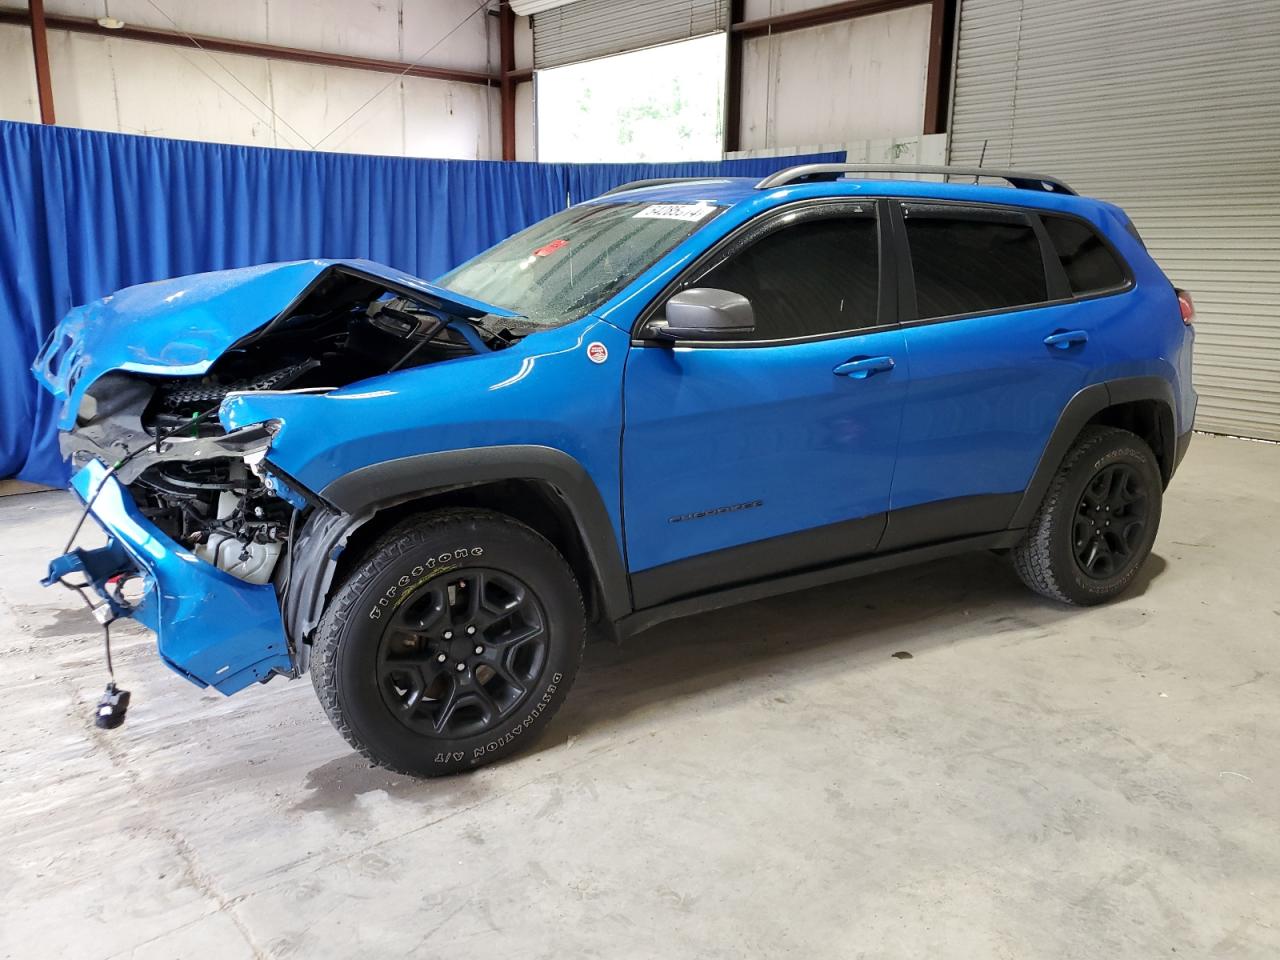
[
  {"xmin": 375, "ymin": 567, "xmax": 549, "ymax": 739},
  {"xmin": 1012, "ymin": 426, "xmax": 1163, "ymax": 605},
  {"xmin": 1072, "ymin": 463, "xmax": 1150, "ymax": 580},
  {"xmin": 311, "ymin": 509, "xmax": 586, "ymax": 777}
]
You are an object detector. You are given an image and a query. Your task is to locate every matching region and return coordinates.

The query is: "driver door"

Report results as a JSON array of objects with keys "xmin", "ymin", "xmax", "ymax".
[{"xmin": 621, "ymin": 200, "xmax": 908, "ymax": 608}]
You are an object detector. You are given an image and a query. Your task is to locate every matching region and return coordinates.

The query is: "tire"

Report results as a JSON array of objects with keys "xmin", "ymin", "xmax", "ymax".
[
  {"xmin": 1012, "ymin": 426, "xmax": 1163, "ymax": 606},
  {"xmin": 311, "ymin": 508, "xmax": 585, "ymax": 777}
]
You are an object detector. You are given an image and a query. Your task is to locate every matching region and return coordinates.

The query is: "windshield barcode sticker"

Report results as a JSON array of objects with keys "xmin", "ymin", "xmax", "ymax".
[{"xmin": 633, "ymin": 202, "xmax": 715, "ymax": 222}]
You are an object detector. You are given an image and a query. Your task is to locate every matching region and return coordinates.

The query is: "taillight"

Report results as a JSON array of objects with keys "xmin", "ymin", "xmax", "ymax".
[{"xmin": 1176, "ymin": 288, "xmax": 1195, "ymax": 325}]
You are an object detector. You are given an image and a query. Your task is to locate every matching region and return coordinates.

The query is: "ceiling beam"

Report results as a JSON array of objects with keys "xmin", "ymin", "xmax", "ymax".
[
  {"xmin": 731, "ymin": 0, "xmax": 928, "ymax": 39},
  {"xmin": 0, "ymin": 7, "xmax": 499, "ymax": 87}
]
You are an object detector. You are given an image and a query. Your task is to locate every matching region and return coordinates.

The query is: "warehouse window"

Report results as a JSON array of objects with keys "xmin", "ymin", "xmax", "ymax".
[
  {"xmin": 694, "ymin": 212, "xmax": 880, "ymax": 340},
  {"xmin": 536, "ymin": 34, "xmax": 725, "ymax": 162},
  {"xmin": 1042, "ymin": 215, "xmax": 1128, "ymax": 295},
  {"xmin": 902, "ymin": 204, "xmax": 1047, "ymax": 319}
]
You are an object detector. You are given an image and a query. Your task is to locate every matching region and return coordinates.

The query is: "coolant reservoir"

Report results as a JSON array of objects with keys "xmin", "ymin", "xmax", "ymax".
[{"xmin": 194, "ymin": 532, "xmax": 282, "ymax": 585}]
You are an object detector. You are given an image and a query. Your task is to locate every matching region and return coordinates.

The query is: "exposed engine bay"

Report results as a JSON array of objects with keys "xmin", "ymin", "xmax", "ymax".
[{"xmin": 62, "ymin": 267, "xmax": 531, "ymax": 587}]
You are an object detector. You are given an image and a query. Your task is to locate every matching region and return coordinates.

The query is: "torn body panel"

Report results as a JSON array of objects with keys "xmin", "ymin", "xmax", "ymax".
[{"xmin": 58, "ymin": 372, "xmax": 279, "ymax": 484}]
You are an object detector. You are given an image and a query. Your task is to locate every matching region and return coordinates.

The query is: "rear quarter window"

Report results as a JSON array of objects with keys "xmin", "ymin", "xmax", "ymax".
[{"xmin": 1042, "ymin": 215, "xmax": 1128, "ymax": 295}]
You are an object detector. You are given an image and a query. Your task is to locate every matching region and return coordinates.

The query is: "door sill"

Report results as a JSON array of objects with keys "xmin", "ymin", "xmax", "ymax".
[{"xmin": 615, "ymin": 529, "xmax": 1024, "ymax": 641}]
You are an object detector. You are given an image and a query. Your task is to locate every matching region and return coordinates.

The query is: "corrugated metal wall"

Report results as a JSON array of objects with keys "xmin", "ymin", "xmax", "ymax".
[
  {"xmin": 950, "ymin": 0, "xmax": 1280, "ymax": 440},
  {"xmin": 532, "ymin": 0, "xmax": 727, "ymax": 69}
]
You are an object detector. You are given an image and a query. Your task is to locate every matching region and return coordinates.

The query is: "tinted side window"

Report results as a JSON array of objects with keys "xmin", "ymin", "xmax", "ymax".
[
  {"xmin": 1042, "ymin": 215, "xmax": 1127, "ymax": 294},
  {"xmin": 694, "ymin": 211, "xmax": 879, "ymax": 340},
  {"xmin": 902, "ymin": 203, "xmax": 1047, "ymax": 319}
]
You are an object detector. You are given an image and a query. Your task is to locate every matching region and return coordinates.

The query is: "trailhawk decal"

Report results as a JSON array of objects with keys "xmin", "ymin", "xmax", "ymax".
[
  {"xmin": 669, "ymin": 499, "xmax": 763, "ymax": 523},
  {"xmin": 587, "ymin": 341, "xmax": 608, "ymax": 364},
  {"xmin": 366, "ymin": 546, "xmax": 484, "ymax": 621}
]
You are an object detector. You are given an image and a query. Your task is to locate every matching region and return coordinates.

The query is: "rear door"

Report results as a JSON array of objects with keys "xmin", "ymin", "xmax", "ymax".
[
  {"xmin": 882, "ymin": 200, "xmax": 1125, "ymax": 550},
  {"xmin": 622, "ymin": 200, "xmax": 908, "ymax": 607}
]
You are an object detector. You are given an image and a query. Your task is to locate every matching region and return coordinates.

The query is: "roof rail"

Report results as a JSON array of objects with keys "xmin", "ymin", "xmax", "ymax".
[
  {"xmin": 754, "ymin": 163, "xmax": 1077, "ymax": 195},
  {"xmin": 598, "ymin": 177, "xmax": 710, "ymax": 198}
]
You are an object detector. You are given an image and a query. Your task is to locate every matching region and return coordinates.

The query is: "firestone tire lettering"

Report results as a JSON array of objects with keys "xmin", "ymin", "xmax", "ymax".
[{"xmin": 366, "ymin": 546, "xmax": 483, "ymax": 620}]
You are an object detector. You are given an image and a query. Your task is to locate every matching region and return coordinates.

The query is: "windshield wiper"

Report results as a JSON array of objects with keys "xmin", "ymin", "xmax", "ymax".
[
  {"xmin": 376, "ymin": 296, "xmax": 533, "ymax": 349},
  {"xmin": 459, "ymin": 312, "xmax": 541, "ymax": 345}
]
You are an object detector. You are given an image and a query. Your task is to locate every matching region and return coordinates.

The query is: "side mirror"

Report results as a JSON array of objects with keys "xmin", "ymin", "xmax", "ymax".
[{"xmin": 651, "ymin": 288, "xmax": 755, "ymax": 341}]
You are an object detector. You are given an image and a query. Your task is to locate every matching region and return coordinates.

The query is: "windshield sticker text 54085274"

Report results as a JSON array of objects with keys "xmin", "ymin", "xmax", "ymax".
[{"xmin": 633, "ymin": 202, "xmax": 715, "ymax": 222}]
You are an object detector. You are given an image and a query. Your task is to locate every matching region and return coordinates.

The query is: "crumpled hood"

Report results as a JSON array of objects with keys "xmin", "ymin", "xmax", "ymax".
[{"xmin": 33, "ymin": 258, "xmax": 517, "ymax": 430}]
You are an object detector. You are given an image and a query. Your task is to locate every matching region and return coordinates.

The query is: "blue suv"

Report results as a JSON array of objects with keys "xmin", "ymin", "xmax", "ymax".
[{"xmin": 35, "ymin": 164, "xmax": 1196, "ymax": 775}]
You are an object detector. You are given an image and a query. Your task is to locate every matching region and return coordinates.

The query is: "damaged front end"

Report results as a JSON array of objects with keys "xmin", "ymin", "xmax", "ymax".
[
  {"xmin": 46, "ymin": 458, "xmax": 295, "ymax": 693},
  {"xmin": 35, "ymin": 259, "xmax": 526, "ymax": 694}
]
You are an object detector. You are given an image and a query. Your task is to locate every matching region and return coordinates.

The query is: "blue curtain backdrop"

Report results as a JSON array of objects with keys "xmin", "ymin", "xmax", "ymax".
[{"xmin": 0, "ymin": 120, "xmax": 841, "ymax": 486}]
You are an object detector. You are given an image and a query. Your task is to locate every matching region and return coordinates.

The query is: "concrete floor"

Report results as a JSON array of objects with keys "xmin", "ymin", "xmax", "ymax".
[{"xmin": 0, "ymin": 433, "xmax": 1277, "ymax": 959}]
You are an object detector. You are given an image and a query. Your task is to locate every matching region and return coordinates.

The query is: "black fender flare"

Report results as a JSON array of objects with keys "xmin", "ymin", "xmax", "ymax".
[
  {"xmin": 1009, "ymin": 375, "xmax": 1176, "ymax": 530},
  {"xmin": 282, "ymin": 445, "xmax": 631, "ymax": 655}
]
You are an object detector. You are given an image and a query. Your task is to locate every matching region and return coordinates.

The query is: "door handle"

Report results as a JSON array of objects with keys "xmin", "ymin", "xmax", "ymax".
[
  {"xmin": 833, "ymin": 355, "xmax": 895, "ymax": 379},
  {"xmin": 1044, "ymin": 329, "xmax": 1089, "ymax": 349}
]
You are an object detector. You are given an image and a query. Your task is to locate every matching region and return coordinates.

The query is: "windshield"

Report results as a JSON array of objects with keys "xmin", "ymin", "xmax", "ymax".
[{"xmin": 437, "ymin": 200, "xmax": 723, "ymax": 326}]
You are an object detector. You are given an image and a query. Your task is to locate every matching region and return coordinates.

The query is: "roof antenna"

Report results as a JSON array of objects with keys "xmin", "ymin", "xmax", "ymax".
[{"xmin": 974, "ymin": 139, "xmax": 988, "ymax": 184}]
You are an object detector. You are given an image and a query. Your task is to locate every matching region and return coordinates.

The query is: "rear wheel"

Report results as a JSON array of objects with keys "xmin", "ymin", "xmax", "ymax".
[
  {"xmin": 1013, "ymin": 426, "xmax": 1162, "ymax": 605},
  {"xmin": 311, "ymin": 509, "xmax": 585, "ymax": 777}
]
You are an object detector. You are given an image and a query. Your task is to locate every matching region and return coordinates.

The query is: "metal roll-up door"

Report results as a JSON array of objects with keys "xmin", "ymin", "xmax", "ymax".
[
  {"xmin": 950, "ymin": 0, "xmax": 1280, "ymax": 440},
  {"xmin": 533, "ymin": 0, "xmax": 727, "ymax": 70}
]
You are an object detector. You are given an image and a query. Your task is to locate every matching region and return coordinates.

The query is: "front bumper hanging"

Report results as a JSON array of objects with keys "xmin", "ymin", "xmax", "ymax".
[{"xmin": 43, "ymin": 459, "xmax": 295, "ymax": 695}]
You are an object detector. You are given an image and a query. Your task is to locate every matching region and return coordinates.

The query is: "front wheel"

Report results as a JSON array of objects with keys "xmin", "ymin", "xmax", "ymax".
[
  {"xmin": 310, "ymin": 509, "xmax": 585, "ymax": 777},
  {"xmin": 1013, "ymin": 426, "xmax": 1163, "ymax": 605}
]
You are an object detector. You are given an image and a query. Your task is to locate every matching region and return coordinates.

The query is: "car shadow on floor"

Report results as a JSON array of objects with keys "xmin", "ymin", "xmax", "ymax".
[
  {"xmin": 295, "ymin": 550, "xmax": 1167, "ymax": 804},
  {"xmin": 538, "ymin": 549, "xmax": 1169, "ymax": 750}
]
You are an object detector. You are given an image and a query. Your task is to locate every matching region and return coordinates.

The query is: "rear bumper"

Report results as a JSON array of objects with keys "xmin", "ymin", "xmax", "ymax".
[{"xmin": 46, "ymin": 459, "xmax": 293, "ymax": 694}]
